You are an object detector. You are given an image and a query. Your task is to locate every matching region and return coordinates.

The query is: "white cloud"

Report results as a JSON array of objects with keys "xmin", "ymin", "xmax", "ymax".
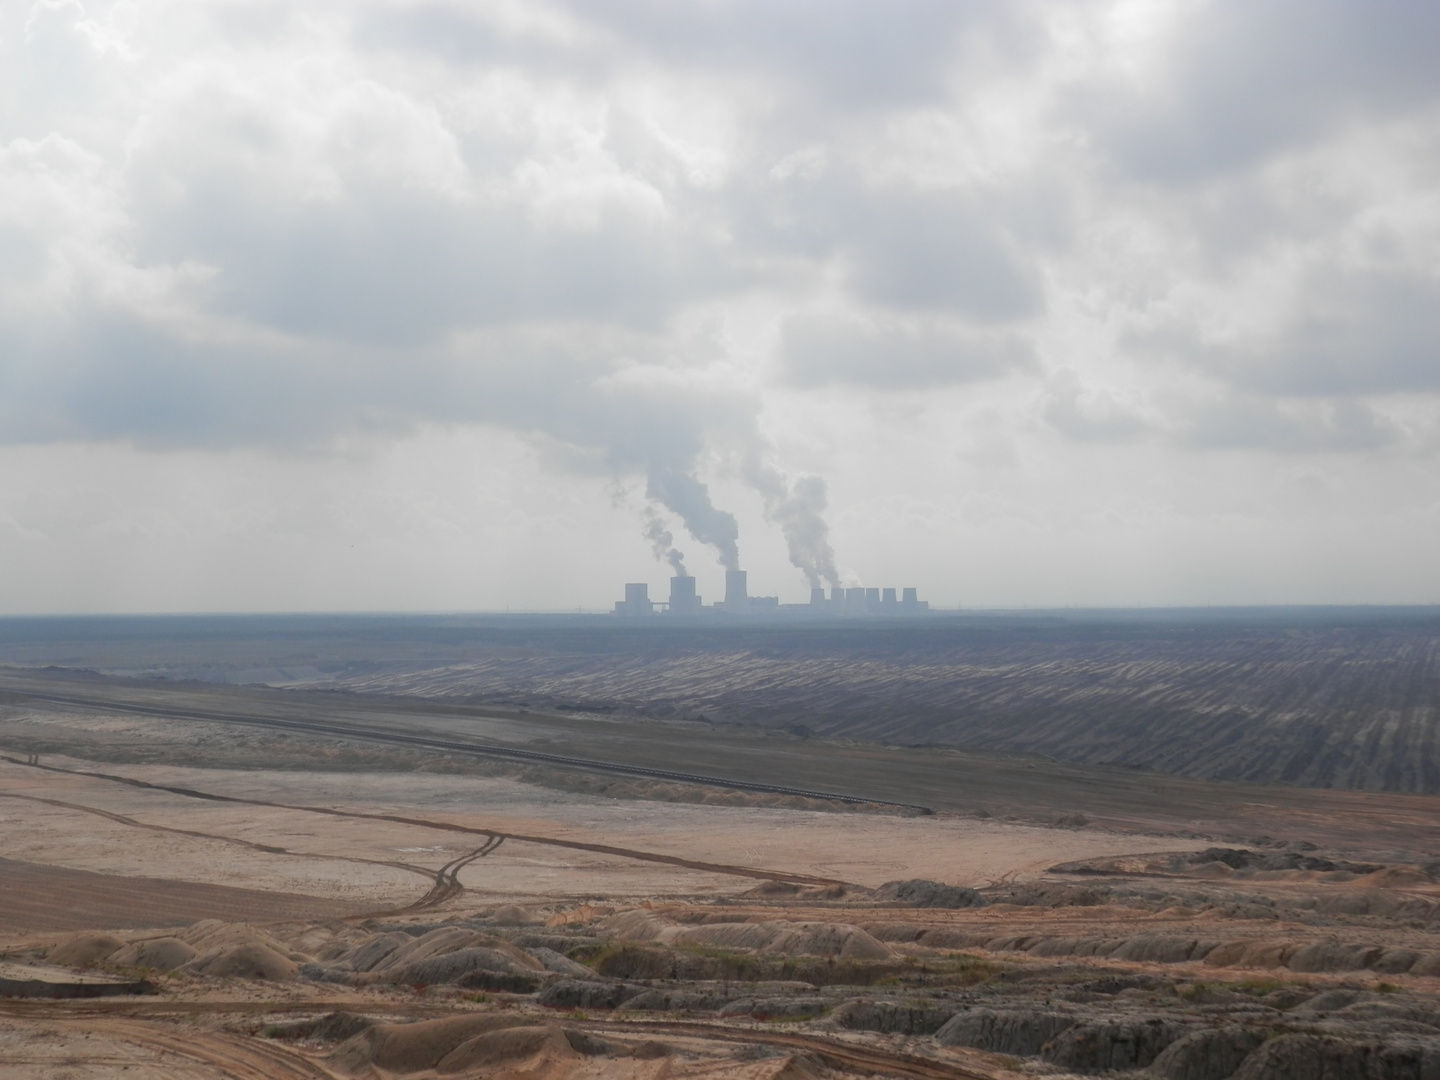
[{"xmin": 1, "ymin": 0, "xmax": 1439, "ymax": 610}]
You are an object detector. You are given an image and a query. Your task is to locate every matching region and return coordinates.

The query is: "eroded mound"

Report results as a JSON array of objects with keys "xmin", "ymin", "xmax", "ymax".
[
  {"xmin": 183, "ymin": 942, "xmax": 298, "ymax": 981},
  {"xmin": 110, "ymin": 936, "xmax": 197, "ymax": 971},
  {"xmin": 598, "ymin": 911, "xmax": 893, "ymax": 959},
  {"xmin": 46, "ymin": 932, "xmax": 123, "ymax": 968},
  {"xmin": 872, "ymin": 879, "xmax": 985, "ymax": 908},
  {"xmin": 330, "ymin": 1014, "xmax": 534, "ymax": 1074}
]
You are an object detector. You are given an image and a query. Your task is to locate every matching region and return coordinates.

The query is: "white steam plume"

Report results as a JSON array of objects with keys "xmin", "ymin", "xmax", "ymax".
[
  {"xmin": 745, "ymin": 458, "xmax": 841, "ymax": 589},
  {"xmin": 646, "ymin": 465, "xmax": 741, "ymax": 571},
  {"xmin": 642, "ymin": 509, "xmax": 688, "ymax": 576}
]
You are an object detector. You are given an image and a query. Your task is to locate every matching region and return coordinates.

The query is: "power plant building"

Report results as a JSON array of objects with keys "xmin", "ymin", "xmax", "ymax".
[
  {"xmin": 668, "ymin": 575, "xmax": 703, "ymax": 615},
  {"xmin": 615, "ymin": 575, "xmax": 929, "ymax": 617},
  {"xmin": 723, "ymin": 569, "xmax": 749, "ymax": 614},
  {"xmin": 613, "ymin": 582, "xmax": 654, "ymax": 616}
]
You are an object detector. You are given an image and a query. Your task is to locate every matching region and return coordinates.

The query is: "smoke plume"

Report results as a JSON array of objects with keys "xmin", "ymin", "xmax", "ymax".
[
  {"xmin": 745, "ymin": 459, "xmax": 841, "ymax": 589},
  {"xmin": 642, "ymin": 508, "xmax": 687, "ymax": 576},
  {"xmin": 646, "ymin": 466, "xmax": 741, "ymax": 571}
]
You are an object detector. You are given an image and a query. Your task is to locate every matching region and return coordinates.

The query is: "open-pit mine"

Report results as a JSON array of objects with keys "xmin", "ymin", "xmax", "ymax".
[{"xmin": 2, "ymin": 611, "xmax": 1440, "ymax": 1079}]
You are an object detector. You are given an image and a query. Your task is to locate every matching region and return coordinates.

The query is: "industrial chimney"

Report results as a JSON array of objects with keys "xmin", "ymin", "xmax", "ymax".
[
  {"xmin": 724, "ymin": 569, "xmax": 749, "ymax": 614},
  {"xmin": 669, "ymin": 575, "xmax": 701, "ymax": 615},
  {"xmin": 624, "ymin": 583, "xmax": 654, "ymax": 615}
]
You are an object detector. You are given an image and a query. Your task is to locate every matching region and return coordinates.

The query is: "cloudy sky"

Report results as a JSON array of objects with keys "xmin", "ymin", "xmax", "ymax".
[{"xmin": 3, "ymin": 0, "xmax": 1439, "ymax": 613}]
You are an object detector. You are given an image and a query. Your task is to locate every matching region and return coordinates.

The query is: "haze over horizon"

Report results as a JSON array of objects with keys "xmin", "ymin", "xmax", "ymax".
[{"xmin": 3, "ymin": 0, "xmax": 1440, "ymax": 614}]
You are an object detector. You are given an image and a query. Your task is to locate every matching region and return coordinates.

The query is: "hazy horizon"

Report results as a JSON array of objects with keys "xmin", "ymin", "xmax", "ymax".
[
  {"xmin": 4, "ymin": 1, "xmax": 1440, "ymax": 614},
  {"xmin": 5, "ymin": 603, "xmax": 1440, "ymax": 623}
]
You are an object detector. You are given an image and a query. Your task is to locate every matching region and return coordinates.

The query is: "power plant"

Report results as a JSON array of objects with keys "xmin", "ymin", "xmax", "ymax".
[
  {"xmin": 614, "ymin": 573, "xmax": 930, "ymax": 618},
  {"xmin": 668, "ymin": 576, "xmax": 702, "ymax": 615}
]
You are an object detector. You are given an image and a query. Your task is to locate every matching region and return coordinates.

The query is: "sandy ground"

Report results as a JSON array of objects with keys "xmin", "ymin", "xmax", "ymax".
[
  {"xmin": 2, "ymin": 751, "xmax": 1437, "ymax": 1080},
  {"xmin": 5, "ymin": 674, "xmax": 1439, "ymax": 1080},
  {"xmin": 0, "ymin": 1020, "xmax": 202, "ymax": 1080},
  {"xmin": 0, "ymin": 755, "xmax": 1199, "ymax": 927}
]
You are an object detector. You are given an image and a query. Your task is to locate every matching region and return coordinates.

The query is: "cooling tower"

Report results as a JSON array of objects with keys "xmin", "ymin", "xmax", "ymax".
[
  {"xmin": 614, "ymin": 582, "xmax": 655, "ymax": 616},
  {"xmin": 725, "ymin": 570, "xmax": 748, "ymax": 603},
  {"xmin": 669, "ymin": 575, "xmax": 701, "ymax": 615},
  {"xmin": 811, "ymin": 587, "xmax": 827, "ymax": 606},
  {"xmin": 724, "ymin": 569, "xmax": 749, "ymax": 613}
]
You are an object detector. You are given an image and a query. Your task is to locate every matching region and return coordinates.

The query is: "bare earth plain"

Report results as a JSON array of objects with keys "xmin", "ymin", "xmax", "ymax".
[{"xmin": 2, "ymin": 650, "xmax": 1440, "ymax": 1079}]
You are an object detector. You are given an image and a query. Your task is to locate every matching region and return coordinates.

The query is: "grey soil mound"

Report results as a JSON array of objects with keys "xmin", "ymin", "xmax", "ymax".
[
  {"xmin": 1150, "ymin": 1026, "xmax": 1268, "ymax": 1080},
  {"xmin": 1232, "ymin": 1033, "xmax": 1440, "ymax": 1080},
  {"xmin": 109, "ymin": 936, "xmax": 198, "ymax": 971},
  {"xmin": 935, "ymin": 1008, "xmax": 1076, "ymax": 1056},
  {"xmin": 329, "ymin": 1014, "xmax": 532, "ymax": 1075},
  {"xmin": 267, "ymin": 1011, "xmax": 376, "ymax": 1043},
  {"xmin": 600, "ymin": 911, "xmax": 893, "ymax": 960},
  {"xmin": 667, "ymin": 921, "xmax": 892, "ymax": 959},
  {"xmin": 435, "ymin": 1025, "xmax": 573, "ymax": 1073},
  {"xmin": 744, "ymin": 881, "xmax": 803, "ymax": 898},
  {"xmin": 831, "ymin": 998, "xmax": 957, "ymax": 1036},
  {"xmin": 381, "ymin": 945, "xmax": 544, "ymax": 987},
  {"xmin": 183, "ymin": 942, "xmax": 298, "ymax": 981},
  {"xmin": 1041, "ymin": 1017, "xmax": 1188, "ymax": 1073},
  {"xmin": 486, "ymin": 905, "xmax": 542, "ymax": 926},
  {"xmin": 47, "ymin": 933, "xmax": 123, "ymax": 968},
  {"xmin": 872, "ymin": 879, "xmax": 985, "ymax": 908}
]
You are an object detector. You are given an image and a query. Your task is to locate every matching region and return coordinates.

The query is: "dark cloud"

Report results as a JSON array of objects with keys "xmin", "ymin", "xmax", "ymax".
[
  {"xmin": 352, "ymin": 0, "xmax": 1034, "ymax": 119},
  {"xmin": 1231, "ymin": 271, "xmax": 1440, "ymax": 397},
  {"xmin": 0, "ymin": 298, "xmax": 732, "ymax": 455},
  {"xmin": 1076, "ymin": 0, "xmax": 1440, "ymax": 184},
  {"xmin": 723, "ymin": 168, "xmax": 1047, "ymax": 320},
  {"xmin": 552, "ymin": 0, "xmax": 1021, "ymax": 109},
  {"xmin": 1136, "ymin": 268, "xmax": 1440, "ymax": 399},
  {"xmin": 126, "ymin": 148, "xmax": 743, "ymax": 347},
  {"xmin": 0, "ymin": 310, "xmax": 349, "ymax": 448},
  {"xmin": 0, "ymin": 282, "xmax": 778, "ymax": 568},
  {"xmin": 841, "ymin": 191, "xmax": 1040, "ymax": 318}
]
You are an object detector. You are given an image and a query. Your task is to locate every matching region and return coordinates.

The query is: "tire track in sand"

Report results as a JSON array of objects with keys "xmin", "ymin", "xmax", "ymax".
[
  {"xmin": 12, "ymin": 1004, "xmax": 988, "ymax": 1080},
  {"xmin": 57, "ymin": 1017, "xmax": 341, "ymax": 1080},
  {"xmin": 0, "ymin": 790, "xmax": 510, "ymax": 919},
  {"xmin": 3, "ymin": 756, "xmax": 849, "ymax": 887},
  {"xmin": 574, "ymin": 1019, "xmax": 993, "ymax": 1080},
  {"xmin": 0, "ymin": 790, "xmax": 436, "ymax": 881},
  {"xmin": 364, "ymin": 835, "xmax": 505, "ymax": 917}
]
